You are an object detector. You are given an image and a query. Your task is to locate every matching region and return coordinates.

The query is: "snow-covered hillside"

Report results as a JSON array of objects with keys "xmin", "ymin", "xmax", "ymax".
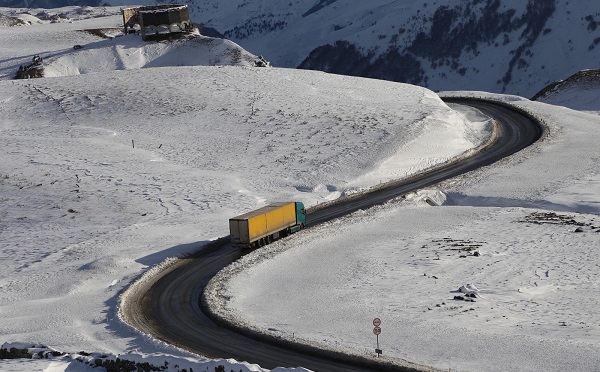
[
  {"xmin": 0, "ymin": 7, "xmax": 489, "ymax": 371},
  {"xmin": 210, "ymin": 89, "xmax": 600, "ymax": 371},
  {"xmin": 533, "ymin": 69, "xmax": 600, "ymax": 112},
  {"xmin": 0, "ymin": 6, "xmax": 261, "ymax": 80},
  {"xmin": 182, "ymin": 0, "xmax": 600, "ymax": 97},
  {"xmin": 3, "ymin": 1, "xmax": 598, "ymax": 97},
  {"xmin": 3, "ymin": 5, "xmax": 600, "ymax": 372}
]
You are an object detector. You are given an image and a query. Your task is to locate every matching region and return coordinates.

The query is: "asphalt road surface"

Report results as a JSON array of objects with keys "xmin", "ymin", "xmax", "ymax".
[{"xmin": 121, "ymin": 98, "xmax": 542, "ymax": 371}]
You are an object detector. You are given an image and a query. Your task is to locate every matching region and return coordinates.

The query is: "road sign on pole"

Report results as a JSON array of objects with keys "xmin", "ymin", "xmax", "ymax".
[{"xmin": 372, "ymin": 318, "xmax": 382, "ymax": 356}]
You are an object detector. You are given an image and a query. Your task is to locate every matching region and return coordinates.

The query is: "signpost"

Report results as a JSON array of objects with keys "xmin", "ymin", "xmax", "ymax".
[{"xmin": 373, "ymin": 318, "xmax": 382, "ymax": 356}]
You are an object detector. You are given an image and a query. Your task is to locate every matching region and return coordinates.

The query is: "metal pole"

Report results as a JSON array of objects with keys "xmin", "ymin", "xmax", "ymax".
[{"xmin": 376, "ymin": 334, "xmax": 379, "ymax": 357}]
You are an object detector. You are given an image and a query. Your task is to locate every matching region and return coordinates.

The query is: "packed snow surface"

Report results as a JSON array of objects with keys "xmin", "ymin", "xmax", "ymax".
[
  {"xmin": 0, "ymin": 7, "xmax": 492, "ymax": 371},
  {"xmin": 216, "ymin": 90, "xmax": 600, "ymax": 371}
]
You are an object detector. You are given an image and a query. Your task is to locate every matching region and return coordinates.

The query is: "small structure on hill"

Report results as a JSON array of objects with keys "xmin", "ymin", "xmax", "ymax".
[
  {"xmin": 14, "ymin": 55, "xmax": 44, "ymax": 79},
  {"xmin": 122, "ymin": 5, "xmax": 193, "ymax": 41}
]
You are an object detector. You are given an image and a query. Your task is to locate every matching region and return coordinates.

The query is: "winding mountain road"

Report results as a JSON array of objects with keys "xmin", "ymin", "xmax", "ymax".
[{"xmin": 121, "ymin": 98, "xmax": 543, "ymax": 371}]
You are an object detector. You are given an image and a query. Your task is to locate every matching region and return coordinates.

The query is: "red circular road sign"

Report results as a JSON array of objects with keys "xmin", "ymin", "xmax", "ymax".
[
  {"xmin": 373, "ymin": 326, "xmax": 382, "ymax": 335},
  {"xmin": 373, "ymin": 318, "xmax": 381, "ymax": 327}
]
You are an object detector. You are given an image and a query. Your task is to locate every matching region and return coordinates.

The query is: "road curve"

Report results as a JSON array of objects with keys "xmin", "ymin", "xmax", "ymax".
[{"xmin": 120, "ymin": 99, "xmax": 543, "ymax": 371}]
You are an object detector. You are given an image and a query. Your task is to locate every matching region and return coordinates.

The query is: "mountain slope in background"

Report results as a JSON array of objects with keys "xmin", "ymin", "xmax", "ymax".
[
  {"xmin": 532, "ymin": 69, "xmax": 600, "ymax": 112},
  {"xmin": 185, "ymin": 0, "xmax": 600, "ymax": 97},
  {"xmin": 3, "ymin": 0, "xmax": 598, "ymax": 97},
  {"xmin": 0, "ymin": 7, "xmax": 260, "ymax": 80}
]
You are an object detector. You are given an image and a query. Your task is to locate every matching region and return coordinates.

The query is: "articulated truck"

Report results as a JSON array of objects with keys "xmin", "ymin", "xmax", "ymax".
[{"xmin": 229, "ymin": 202, "xmax": 306, "ymax": 249}]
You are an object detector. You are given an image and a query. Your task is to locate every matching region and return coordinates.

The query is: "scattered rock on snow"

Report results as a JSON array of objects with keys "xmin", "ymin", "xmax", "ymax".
[
  {"xmin": 254, "ymin": 55, "xmax": 270, "ymax": 67},
  {"xmin": 459, "ymin": 283, "xmax": 479, "ymax": 296}
]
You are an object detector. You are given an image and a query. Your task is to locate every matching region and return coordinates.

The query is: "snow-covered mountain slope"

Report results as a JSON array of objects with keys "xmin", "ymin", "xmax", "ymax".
[
  {"xmin": 0, "ymin": 10, "xmax": 489, "ymax": 371},
  {"xmin": 41, "ymin": 32, "xmax": 259, "ymax": 77},
  {"xmin": 186, "ymin": 0, "xmax": 600, "ymax": 98},
  {"xmin": 4, "ymin": 1, "xmax": 598, "ymax": 97},
  {"xmin": 0, "ymin": 7, "xmax": 259, "ymax": 80},
  {"xmin": 2, "ymin": 5, "xmax": 600, "ymax": 372},
  {"xmin": 533, "ymin": 69, "xmax": 600, "ymax": 112},
  {"xmin": 210, "ymin": 80, "xmax": 600, "ymax": 372}
]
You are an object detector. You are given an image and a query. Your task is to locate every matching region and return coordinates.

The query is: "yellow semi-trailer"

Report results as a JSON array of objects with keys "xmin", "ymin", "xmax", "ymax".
[{"xmin": 229, "ymin": 202, "xmax": 306, "ymax": 249}]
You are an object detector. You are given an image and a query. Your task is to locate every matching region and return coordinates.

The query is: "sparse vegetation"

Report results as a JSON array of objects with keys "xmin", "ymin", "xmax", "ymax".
[
  {"xmin": 519, "ymin": 211, "xmax": 597, "ymax": 228},
  {"xmin": 585, "ymin": 15, "xmax": 598, "ymax": 31},
  {"xmin": 297, "ymin": 0, "xmax": 557, "ymax": 92},
  {"xmin": 298, "ymin": 40, "xmax": 426, "ymax": 85},
  {"xmin": 224, "ymin": 14, "xmax": 287, "ymax": 39}
]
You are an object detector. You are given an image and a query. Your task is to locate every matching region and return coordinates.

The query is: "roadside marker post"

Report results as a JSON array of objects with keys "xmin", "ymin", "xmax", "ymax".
[{"xmin": 373, "ymin": 318, "xmax": 382, "ymax": 357}]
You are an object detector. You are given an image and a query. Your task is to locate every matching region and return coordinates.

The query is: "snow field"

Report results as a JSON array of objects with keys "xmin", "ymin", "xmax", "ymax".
[
  {"xmin": 215, "ymin": 93, "xmax": 600, "ymax": 372},
  {"xmin": 0, "ymin": 11, "xmax": 485, "ymax": 370},
  {"xmin": 4, "ymin": 7, "xmax": 600, "ymax": 372}
]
